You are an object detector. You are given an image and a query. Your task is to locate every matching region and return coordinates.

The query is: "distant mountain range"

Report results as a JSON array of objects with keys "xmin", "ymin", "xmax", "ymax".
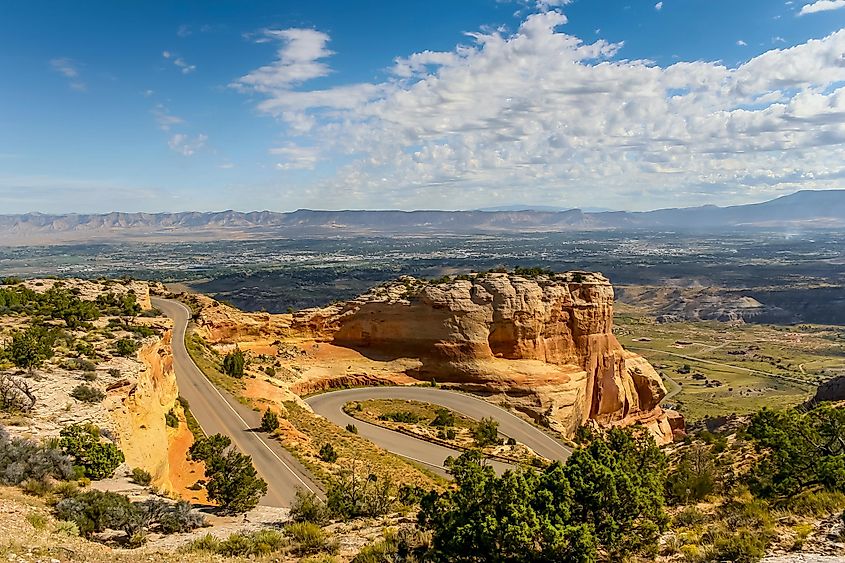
[{"xmin": 1, "ymin": 190, "xmax": 843, "ymax": 245}]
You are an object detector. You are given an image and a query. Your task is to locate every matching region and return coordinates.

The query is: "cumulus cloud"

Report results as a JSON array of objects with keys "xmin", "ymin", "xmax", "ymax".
[
  {"xmin": 49, "ymin": 58, "xmax": 86, "ymax": 91},
  {"xmin": 799, "ymin": 0, "xmax": 845, "ymax": 15},
  {"xmin": 168, "ymin": 133, "xmax": 207, "ymax": 156},
  {"xmin": 737, "ymin": 39, "xmax": 747, "ymax": 46},
  {"xmin": 655, "ymin": 2, "xmax": 664, "ymax": 10},
  {"xmin": 235, "ymin": 11, "xmax": 845, "ymax": 209},
  {"xmin": 233, "ymin": 28, "xmax": 333, "ymax": 92},
  {"xmin": 162, "ymin": 50, "xmax": 196, "ymax": 74}
]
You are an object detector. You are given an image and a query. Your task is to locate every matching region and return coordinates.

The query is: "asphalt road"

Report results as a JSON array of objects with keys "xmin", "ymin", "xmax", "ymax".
[
  {"xmin": 306, "ymin": 387, "xmax": 572, "ymax": 475},
  {"xmin": 153, "ymin": 297, "xmax": 322, "ymax": 508}
]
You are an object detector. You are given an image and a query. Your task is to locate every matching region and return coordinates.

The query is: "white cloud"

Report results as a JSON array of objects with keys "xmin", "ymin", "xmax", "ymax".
[
  {"xmin": 152, "ymin": 104, "xmax": 184, "ymax": 131},
  {"xmin": 168, "ymin": 133, "xmax": 207, "ymax": 156},
  {"xmin": 162, "ymin": 50, "xmax": 196, "ymax": 74},
  {"xmin": 233, "ymin": 28, "xmax": 333, "ymax": 93},
  {"xmin": 270, "ymin": 146, "xmax": 320, "ymax": 170},
  {"xmin": 49, "ymin": 58, "xmax": 86, "ymax": 91},
  {"xmin": 655, "ymin": 2, "xmax": 664, "ymax": 10},
  {"xmin": 737, "ymin": 40, "xmax": 747, "ymax": 46},
  {"xmin": 799, "ymin": 0, "xmax": 845, "ymax": 15},
  {"xmin": 235, "ymin": 11, "xmax": 845, "ymax": 210}
]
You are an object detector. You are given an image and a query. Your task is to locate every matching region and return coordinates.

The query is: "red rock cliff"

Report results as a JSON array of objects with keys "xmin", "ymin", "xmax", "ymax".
[{"xmin": 298, "ymin": 272, "xmax": 683, "ymax": 442}]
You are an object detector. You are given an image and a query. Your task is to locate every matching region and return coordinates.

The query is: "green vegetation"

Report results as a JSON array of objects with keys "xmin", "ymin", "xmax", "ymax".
[
  {"xmin": 58, "ymin": 423, "xmax": 124, "ymax": 480},
  {"xmin": 70, "ymin": 383, "xmax": 105, "ymax": 403},
  {"xmin": 4, "ymin": 325, "xmax": 62, "ymax": 371},
  {"xmin": 319, "ymin": 443, "xmax": 338, "ymax": 463},
  {"xmin": 378, "ymin": 410, "xmax": 422, "ymax": 424},
  {"xmin": 419, "ymin": 428, "xmax": 667, "ymax": 562},
  {"xmin": 261, "ymin": 408, "xmax": 280, "ymax": 432},
  {"xmin": 188, "ymin": 433, "xmax": 267, "ymax": 514},
  {"xmin": 131, "ymin": 467, "xmax": 153, "ymax": 486},
  {"xmin": 612, "ymin": 310, "xmax": 839, "ymax": 421},
  {"xmin": 471, "ymin": 417, "xmax": 500, "ymax": 447},
  {"xmin": 113, "ymin": 337, "xmax": 140, "ymax": 357},
  {"xmin": 165, "ymin": 408, "xmax": 179, "ymax": 428},
  {"xmin": 430, "ymin": 407, "xmax": 455, "ymax": 428},
  {"xmin": 0, "ymin": 428, "xmax": 75, "ymax": 484},
  {"xmin": 55, "ymin": 491, "xmax": 204, "ymax": 543},
  {"xmin": 222, "ymin": 347, "xmax": 245, "ymax": 378},
  {"xmin": 0, "ymin": 285, "xmax": 99, "ymax": 328},
  {"xmin": 747, "ymin": 403, "xmax": 845, "ymax": 499},
  {"xmin": 178, "ymin": 396, "xmax": 205, "ymax": 439}
]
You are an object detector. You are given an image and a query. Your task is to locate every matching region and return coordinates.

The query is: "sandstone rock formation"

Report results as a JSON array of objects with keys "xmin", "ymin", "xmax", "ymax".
[
  {"xmin": 314, "ymin": 273, "xmax": 681, "ymax": 441},
  {"xmin": 189, "ymin": 272, "xmax": 683, "ymax": 443}
]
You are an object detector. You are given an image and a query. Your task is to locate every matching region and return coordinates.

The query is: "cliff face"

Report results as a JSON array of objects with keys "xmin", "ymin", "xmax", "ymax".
[
  {"xmin": 109, "ymin": 331, "xmax": 183, "ymax": 493},
  {"xmin": 300, "ymin": 272, "xmax": 682, "ymax": 442}
]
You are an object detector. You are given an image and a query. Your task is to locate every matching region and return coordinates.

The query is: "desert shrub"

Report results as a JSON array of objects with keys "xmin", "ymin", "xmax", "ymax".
[
  {"xmin": 346, "ymin": 423, "xmax": 358, "ymax": 434},
  {"xmin": 706, "ymin": 528, "xmax": 768, "ymax": 563},
  {"xmin": 0, "ymin": 373, "xmax": 37, "ymax": 413},
  {"xmin": 673, "ymin": 506, "xmax": 709, "ymax": 528},
  {"xmin": 319, "ymin": 443, "xmax": 338, "ymax": 463},
  {"xmin": 158, "ymin": 500, "xmax": 206, "ymax": 533},
  {"xmin": 666, "ymin": 443, "xmax": 717, "ymax": 504},
  {"xmin": 54, "ymin": 519, "xmax": 80, "ymax": 536},
  {"xmin": 26, "ymin": 511, "xmax": 48, "ymax": 530},
  {"xmin": 287, "ymin": 522, "xmax": 337, "ymax": 555},
  {"xmin": 81, "ymin": 371, "xmax": 98, "ymax": 382},
  {"xmin": 58, "ymin": 424, "xmax": 124, "ymax": 480},
  {"xmin": 265, "ymin": 366, "xmax": 276, "ymax": 377},
  {"xmin": 430, "ymin": 408, "xmax": 455, "ymax": 428},
  {"xmin": 55, "ymin": 491, "xmax": 203, "ymax": 542},
  {"xmin": 21, "ymin": 477, "xmax": 54, "ymax": 498},
  {"xmin": 131, "ymin": 467, "xmax": 153, "ymax": 486},
  {"xmin": 54, "ymin": 490, "xmax": 136, "ymax": 538},
  {"xmin": 261, "ymin": 408, "xmax": 279, "ymax": 432},
  {"xmin": 107, "ymin": 368, "xmax": 120, "ymax": 377},
  {"xmin": 70, "ymin": 384, "xmax": 105, "ymax": 403},
  {"xmin": 291, "ymin": 489, "xmax": 331, "ymax": 524},
  {"xmin": 113, "ymin": 338, "xmax": 139, "ymax": 357},
  {"xmin": 437, "ymin": 427, "xmax": 457, "ymax": 440},
  {"xmin": 4, "ymin": 325, "xmax": 60, "ymax": 371},
  {"xmin": 222, "ymin": 348, "xmax": 245, "ymax": 377},
  {"xmin": 379, "ymin": 411, "xmax": 421, "ymax": 424},
  {"xmin": 165, "ymin": 409, "xmax": 179, "ymax": 428},
  {"xmin": 782, "ymin": 490, "xmax": 845, "ymax": 516},
  {"xmin": 472, "ymin": 417, "xmax": 500, "ymax": 447},
  {"xmin": 0, "ymin": 428, "xmax": 74, "ymax": 485},
  {"xmin": 53, "ymin": 480, "xmax": 79, "ymax": 498},
  {"xmin": 189, "ymin": 434, "xmax": 267, "ymax": 514},
  {"xmin": 352, "ymin": 527, "xmax": 431, "ymax": 563},
  {"xmin": 326, "ymin": 463, "xmax": 397, "ymax": 519},
  {"xmin": 185, "ymin": 533, "xmax": 221, "ymax": 552}
]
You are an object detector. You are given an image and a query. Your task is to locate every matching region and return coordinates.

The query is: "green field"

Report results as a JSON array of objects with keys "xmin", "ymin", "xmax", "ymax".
[{"xmin": 614, "ymin": 306, "xmax": 845, "ymax": 421}]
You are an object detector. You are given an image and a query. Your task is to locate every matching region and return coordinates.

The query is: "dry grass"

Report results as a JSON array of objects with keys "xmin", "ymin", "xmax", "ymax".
[{"xmin": 278, "ymin": 400, "xmax": 445, "ymax": 490}]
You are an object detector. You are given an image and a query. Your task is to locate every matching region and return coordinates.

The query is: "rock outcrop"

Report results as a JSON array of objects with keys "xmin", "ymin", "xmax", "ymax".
[
  {"xmin": 297, "ymin": 272, "xmax": 682, "ymax": 442},
  {"xmin": 109, "ymin": 330, "xmax": 182, "ymax": 493}
]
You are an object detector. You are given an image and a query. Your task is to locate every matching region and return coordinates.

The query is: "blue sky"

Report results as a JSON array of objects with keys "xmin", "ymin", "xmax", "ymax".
[{"xmin": 1, "ymin": 0, "xmax": 845, "ymax": 213}]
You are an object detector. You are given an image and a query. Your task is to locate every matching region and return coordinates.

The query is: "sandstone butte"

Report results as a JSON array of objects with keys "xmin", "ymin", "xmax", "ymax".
[{"xmin": 188, "ymin": 271, "xmax": 685, "ymax": 444}]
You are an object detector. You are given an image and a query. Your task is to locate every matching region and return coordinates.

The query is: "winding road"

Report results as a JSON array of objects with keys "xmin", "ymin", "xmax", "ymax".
[
  {"xmin": 153, "ymin": 297, "xmax": 323, "ymax": 508},
  {"xmin": 306, "ymin": 387, "xmax": 572, "ymax": 475},
  {"xmin": 155, "ymin": 296, "xmax": 572, "ymax": 505}
]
